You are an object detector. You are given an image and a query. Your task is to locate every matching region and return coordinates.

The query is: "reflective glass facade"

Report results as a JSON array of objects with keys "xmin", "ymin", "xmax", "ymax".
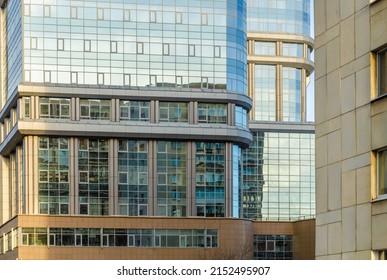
[
  {"xmin": 242, "ymin": 132, "xmax": 315, "ymax": 220},
  {"xmin": 253, "ymin": 235, "xmax": 293, "ymax": 260},
  {"xmin": 247, "ymin": 0, "xmax": 310, "ymax": 36},
  {"xmin": 254, "ymin": 65, "xmax": 276, "ymax": 121},
  {"xmin": 22, "ymin": 0, "xmax": 247, "ymax": 94}
]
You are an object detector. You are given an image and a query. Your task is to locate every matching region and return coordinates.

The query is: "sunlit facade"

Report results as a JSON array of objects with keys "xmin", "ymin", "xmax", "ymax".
[{"xmin": 0, "ymin": 0, "xmax": 314, "ymax": 260}]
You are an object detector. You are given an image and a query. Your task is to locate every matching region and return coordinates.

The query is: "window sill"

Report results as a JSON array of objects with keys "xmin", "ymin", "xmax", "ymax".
[
  {"xmin": 371, "ymin": 93, "xmax": 387, "ymax": 103},
  {"xmin": 372, "ymin": 194, "xmax": 387, "ymax": 203}
]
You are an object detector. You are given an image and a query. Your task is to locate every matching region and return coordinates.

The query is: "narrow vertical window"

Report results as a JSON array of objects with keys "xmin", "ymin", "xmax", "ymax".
[
  {"xmin": 97, "ymin": 8, "xmax": 104, "ymax": 20},
  {"xmin": 44, "ymin": 5, "xmax": 51, "ymax": 17},
  {"xmin": 150, "ymin": 11, "xmax": 157, "ymax": 23},
  {"xmin": 150, "ymin": 75, "xmax": 157, "ymax": 86},
  {"xmin": 71, "ymin": 7, "xmax": 78, "ymax": 19},
  {"xmin": 176, "ymin": 76, "xmax": 183, "ymax": 87},
  {"xmin": 124, "ymin": 10, "xmax": 130, "ymax": 21},
  {"xmin": 163, "ymin": 43, "xmax": 169, "ymax": 55},
  {"xmin": 44, "ymin": 71, "xmax": 51, "ymax": 83},
  {"xmin": 201, "ymin": 77, "xmax": 208, "ymax": 89},
  {"xmin": 189, "ymin": 45, "xmax": 195, "ymax": 57},
  {"xmin": 24, "ymin": 97, "xmax": 31, "ymax": 119},
  {"xmin": 201, "ymin": 13, "xmax": 208, "ymax": 25},
  {"xmin": 31, "ymin": 37, "xmax": 38, "ymax": 49},
  {"xmin": 124, "ymin": 74, "xmax": 131, "ymax": 86},
  {"xmin": 98, "ymin": 73, "xmax": 104, "ymax": 85},
  {"xmin": 111, "ymin": 41, "xmax": 117, "ymax": 53},
  {"xmin": 137, "ymin": 42, "xmax": 144, "ymax": 54},
  {"xmin": 84, "ymin": 40, "xmax": 91, "ymax": 52},
  {"xmin": 176, "ymin": 12, "xmax": 182, "ymax": 24},
  {"xmin": 71, "ymin": 72, "xmax": 78, "ymax": 84},
  {"xmin": 214, "ymin": 46, "xmax": 221, "ymax": 58},
  {"xmin": 378, "ymin": 149, "xmax": 387, "ymax": 196},
  {"xmin": 378, "ymin": 49, "xmax": 387, "ymax": 97},
  {"xmin": 25, "ymin": 4, "xmax": 30, "ymax": 16},
  {"xmin": 57, "ymin": 39, "xmax": 64, "ymax": 51},
  {"xmin": 25, "ymin": 70, "xmax": 31, "ymax": 82}
]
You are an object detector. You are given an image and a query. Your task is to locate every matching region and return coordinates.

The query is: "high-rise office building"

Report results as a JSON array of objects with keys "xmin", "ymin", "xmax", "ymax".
[
  {"xmin": 243, "ymin": 0, "xmax": 315, "ymax": 259},
  {"xmin": 314, "ymin": 0, "xmax": 387, "ymax": 259},
  {"xmin": 0, "ymin": 0, "xmax": 314, "ymax": 260}
]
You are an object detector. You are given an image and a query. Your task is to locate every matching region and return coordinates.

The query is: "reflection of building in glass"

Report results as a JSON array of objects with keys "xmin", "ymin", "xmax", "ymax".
[
  {"xmin": 0, "ymin": 0, "xmax": 314, "ymax": 260},
  {"xmin": 244, "ymin": 0, "xmax": 315, "ymax": 259}
]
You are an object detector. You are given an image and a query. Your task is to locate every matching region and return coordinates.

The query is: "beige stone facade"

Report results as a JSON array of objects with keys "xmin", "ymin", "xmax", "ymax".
[{"xmin": 315, "ymin": 0, "xmax": 387, "ymax": 259}]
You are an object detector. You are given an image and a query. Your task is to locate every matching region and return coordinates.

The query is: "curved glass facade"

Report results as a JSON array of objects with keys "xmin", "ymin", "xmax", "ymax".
[
  {"xmin": 247, "ymin": 0, "xmax": 311, "ymax": 36},
  {"xmin": 22, "ymin": 0, "xmax": 247, "ymax": 94}
]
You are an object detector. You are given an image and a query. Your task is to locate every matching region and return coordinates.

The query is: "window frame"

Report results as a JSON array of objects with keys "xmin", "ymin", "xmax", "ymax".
[
  {"xmin": 377, "ymin": 148, "xmax": 387, "ymax": 198},
  {"xmin": 377, "ymin": 48, "xmax": 387, "ymax": 97}
]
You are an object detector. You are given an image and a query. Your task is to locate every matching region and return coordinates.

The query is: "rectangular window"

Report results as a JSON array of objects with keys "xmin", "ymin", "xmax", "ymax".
[
  {"xmin": 159, "ymin": 102, "xmax": 188, "ymax": 123},
  {"xmin": 176, "ymin": 12, "xmax": 182, "ymax": 24},
  {"xmin": 201, "ymin": 77, "xmax": 208, "ymax": 89},
  {"xmin": 31, "ymin": 37, "xmax": 37, "ymax": 49},
  {"xmin": 124, "ymin": 74, "xmax": 131, "ymax": 86},
  {"xmin": 97, "ymin": 8, "xmax": 104, "ymax": 20},
  {"xmin": 44, "ymin": 71, "xmax": 51, "ymax": 83},
  {"xmin": 201, "ymin": 13, "xmax": 208, "ymax": 25},
  {"xmin": 39, "ymin": 98, "xmax": 70, "ymax": 119},
  {"xmin": 163, "ymin": 43, "xmax": 170, "ymax": 55},
  {"xmin": 25, "ymin": 70, "xmax": 31, "ymax": 82},
  {"xmin": 84, "ymin": 40, "xmax": 91, "ymax": 52},
  {"xmin": 119, "ymin": 101, "xmax": 150, "ymax": 122},
  {"xmin": 150, "ymin": 11, "xmax": 156, "ymax": 22},
  {"xmin": 24, "ymin": 97, "xmax": 31, "ymax": 119},
  {"xmin": 71, "ymin": 72, "xmax": 78, "ymax": 84},
  {"xmin": 176, "ymin": 76, "xmax": 183, "ymax": 87},
  {"xmin": 57, "ymin": 39, "xmax": 64, "ymax": 51},
  {"xmin": 98, "ymin": 73, "xmax": 104, "ymax": 85},
  {"xmin": 71, "ymin": 7, "xmax": 78, "ymax": 19},
  {"xmin": 44, "ymin": 5, "xmax": 51, "ymax": 17},
  {"xmin": 25, "ymin": 4, "xmax": 30, "ymax": 16},
  {"xmin": 189, "ymin": 45, "xmax": 195, "ymax": 56},
  {"xmin": 80, "ymin": 99, "xmax": 111, "ymax": 120},
  {"xmin": 137, "ymin": 42, "xmax": 144, "ymax": 54},
  {"xmin": 150, "ymin": 75, "xmax": 157, "ymax": 86},
  {"xmin": 378, "ymin": 149, "xmax": 387, "ymax": 196},
  {"xmin": 111, "ymin": 41, "xmax": 117, "ymax": 53},
  {"xmin": 378, "ymin": 48, "xmax": 387, "ymax": 96},
  {"xmin": 214, "ymin": 46, "xmax": 221, "ymax": 58},
  {"xmin": 124, "ymin": 10, "xmax": 131, "ymax": 21},
  {"xmin": 255, "ymin": 41, "xmax": 276, "ymax": 56}
]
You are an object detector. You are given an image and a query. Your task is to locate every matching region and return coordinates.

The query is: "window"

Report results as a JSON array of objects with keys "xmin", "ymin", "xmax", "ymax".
[
  {"xmin": 176, "ymin": 12, "xmax": 182, "ymax": 24},
  {"xmin": 150, "ymin": 75, "xmax": 157, "ymax": 86},
  {"xmin": 159, "ymin": 102, "xmax": 188, "ymax": 123},
  {"xmin": 124, "ymin": 10, "xmax": 131, "ymax": 21},
  {"xmin": 39, "ymin": 98, "xmax": 70, "ymax": 119},
  {"xmin": 24, "ymin": 97, "xmax": 31, "ymax": 119},
  {"xmin": 111, "ymin": 41, "xmax": 117, "ymax": 53},
  {"xmin": 201, "ymin": 13, "xmax": 208, "ymax": 25},
  {"xmin": 44, "ymin": 5, "xmax": 51, "ymax": 17},
  {"xmin": 57, "ymin": 39, "xmax": 64, "ymax": 51},
  {"xmin": 124, "ymin": 74, "xmax": 131, "ymax": 86},
  {"xmin": 31, "ymin": 37, "xmax": 37, "ymax": 49},
  {"xmin": 71, "ymin": 7, "xmax": 78, "ymax": 19},
  {"xmin": 378, "ymin": 149, "xmax": 387, "ymax": 196},
  {"xmin": 44, "ymin": 71, "xmax": 51, "ymax": 83},
  {"xmin": 378, "ymin": 48, "xmax": 387, "ymax": 96},
  {"xmin": 98, "ymin": 73, "xmax": 104, "ymax": 85},
  {"xmin": 71, "ymin": 72, "xmax": 78, "ymax": 84},
  {"xmin": 80, "ymin": 99, "xmax": 111, "ymax": 120},
  {"xmin": 150, "ymin": 11, "xmax": 156, "ymax": 22},
  {"xmin": 25, "ymin": 4, "xmax": 30, "ymax": 16},
  {"xmin": 120, "ymin": 101, "xmax": 150, "ymax": 122},
  {"xmin": 201, "ymin": 77, "xmax": 208, "ymax": 89},
  {"xmin": 282, "ymin": 43, "xmax": 303, "ymax": 57},
  {"xmin": 255, "ymin": 41, "xmax": 276, "ymax": 56},
  {"xmin": 84, "ymin": 40, "xmax": 91, "ymax": 52},
  {"xmin": 176, "ymin": 76, "xmax": 183, "ymax": 87},
  {"xmin": 189, "ymin": 45, "xmax": 195, "ymax": 56},
  {"xmin": 97, "ymin": 8, "xmax": 104, "ymax": 20},
  {"xmin": 214, "ymin": 46, "xmax": 221, "ymax": 58},
  {"xmin": 198, "ymin": 103, "xmax": 227, "ymax": 124},
  {"xmin": 163, "ymin": 43, "xmax": 170, "ymax": 55},
  {"xmin": 137, "ymin": 42, "xmax": 144, "ymax": 54}
]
